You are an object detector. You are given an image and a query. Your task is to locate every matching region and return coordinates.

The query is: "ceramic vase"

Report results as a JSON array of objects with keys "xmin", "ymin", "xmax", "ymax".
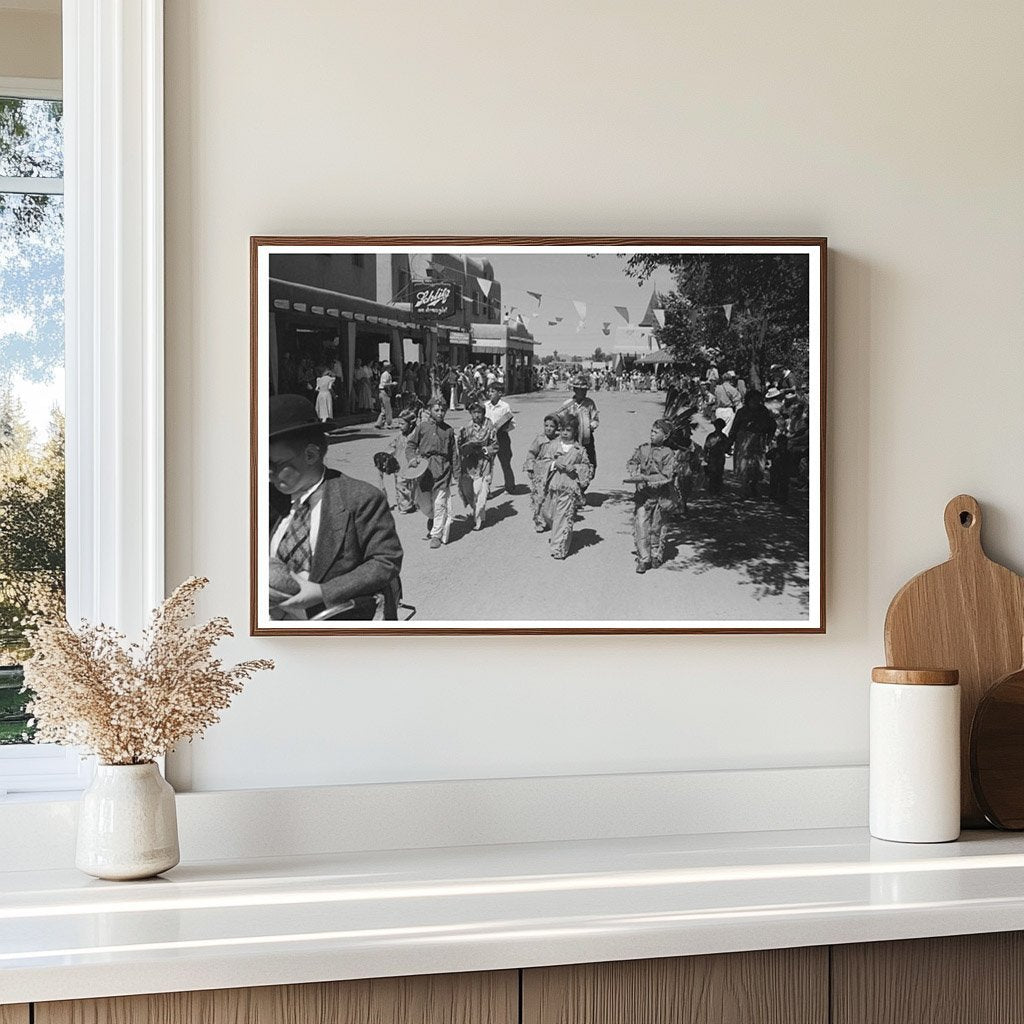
[{"xmin": 76, "ymin": 762, "xmax": 180, "ymax": 880}]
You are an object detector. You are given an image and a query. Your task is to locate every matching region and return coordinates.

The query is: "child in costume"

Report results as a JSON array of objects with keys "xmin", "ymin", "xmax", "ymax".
[
  {"xmin": 407, "ymin": 398, "xmax": 460, "ymax": 548},
  {"xmin": 626, "ymin": 418, "xmax": 680, "ymax": 573},
  {"xmin": 523, "ymin": 413, "xmax": 560, "ymax": 528},
  {"xmin": 457, "ymin": 402, "xmax": 498, "ymax": 531},
  {"xmin": 537, "ymin": 413, "xmax": 593, "ymax": 560},
  {"xmin": 380, "ymin": 408, "xmax": 418, "ymax": 513}
]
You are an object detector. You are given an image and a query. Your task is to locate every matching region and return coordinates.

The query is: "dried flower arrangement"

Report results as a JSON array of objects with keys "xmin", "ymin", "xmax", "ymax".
[{"xmin": 22, "ymin": 577, "xmax": 273, "ymax": 765}]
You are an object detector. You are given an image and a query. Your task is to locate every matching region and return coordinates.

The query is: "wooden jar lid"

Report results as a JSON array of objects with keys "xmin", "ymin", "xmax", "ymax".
[{"xmin": 871, "ymin": 667, "xmax": 960, "ymax": 686}]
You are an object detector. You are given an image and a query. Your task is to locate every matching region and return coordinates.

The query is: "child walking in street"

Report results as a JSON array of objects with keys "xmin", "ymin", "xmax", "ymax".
[
  {"xmin": 457, "ymin": 402, "xmax": 498, "ymax": 531},
  {"xmin": 523, "ymin": 413, "xmax": 560, "ymax": 528},
  {"xmin": 537, "ymin": 413, "xmax": 593, "ymax": 560},
  {"xmin": 702, "ymin": 417, "xmax": 730, "ymax": 496},
  {"xmin": 382, "ymin": 408, "xmax": 418, "ymax": 513},
  {"xmin": 407, "ymin": 398, "xmax": 460, "ymax": 548},
  {"xmin": 626, "ymin": 418, "xmax": 681, "ymax": 573}
]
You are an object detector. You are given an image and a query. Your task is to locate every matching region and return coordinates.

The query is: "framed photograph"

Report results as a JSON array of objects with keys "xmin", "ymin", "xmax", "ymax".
[{"xmin": 250, "ymin": 236, "xmax": 826, "ymax": 635}]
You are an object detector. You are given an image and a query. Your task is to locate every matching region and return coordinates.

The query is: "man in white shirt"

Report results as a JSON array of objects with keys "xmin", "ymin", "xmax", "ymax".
[
  {"xmin": 375, "ymin": 363, "xmax": 395, "ymax": 429},
  {"xmin": 483, "ymin": 381, "xmax": 516, "ymax": 494},
  {"xmin": 713, "ymin": 370, "xmax": 743, "ymax": 435}
]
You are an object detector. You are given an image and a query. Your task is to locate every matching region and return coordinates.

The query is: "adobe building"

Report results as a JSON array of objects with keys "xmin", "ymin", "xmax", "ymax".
[{"xmin": 267, "ymin": 252, "xmax": 536, "ymax": 415}]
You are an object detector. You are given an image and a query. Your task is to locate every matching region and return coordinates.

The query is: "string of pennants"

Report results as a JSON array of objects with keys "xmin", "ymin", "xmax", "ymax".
[
  {"xmin": 436, "ymin": 261, "xmax": 739, "ymax": 335},
  {"xmin": 495, "ymin": 284, "xmax": 737, "ymax": 336}
]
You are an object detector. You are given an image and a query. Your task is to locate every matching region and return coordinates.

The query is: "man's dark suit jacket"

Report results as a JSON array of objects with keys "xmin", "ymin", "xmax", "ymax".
[{"xmin": 272, "ymin": 470, "xmax": 403, "ymax": 612}]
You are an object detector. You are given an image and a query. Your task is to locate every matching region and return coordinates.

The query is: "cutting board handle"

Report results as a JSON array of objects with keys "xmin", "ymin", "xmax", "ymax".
[{"xmin": 944, "ymin": 494, "xmax": 983, "ymax": 559}]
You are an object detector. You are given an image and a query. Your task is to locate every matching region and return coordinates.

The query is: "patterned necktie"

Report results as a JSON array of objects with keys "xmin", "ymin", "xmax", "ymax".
[{"xmin": 278, "ymin": 499, "xmax": 312, "ymax": 575}]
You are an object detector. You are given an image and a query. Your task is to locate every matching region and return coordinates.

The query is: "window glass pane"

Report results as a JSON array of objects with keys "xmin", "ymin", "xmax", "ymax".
[
  {"xmin": 0, "ymin": 98, "xmax": 63, "ymax": 179},
  {"xmin": 0, "ymin": 190, "xmax": 65, "ymax": 745}
]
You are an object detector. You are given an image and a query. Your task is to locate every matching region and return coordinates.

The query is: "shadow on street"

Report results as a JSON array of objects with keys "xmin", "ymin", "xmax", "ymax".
[
  {"xmin": 665, "ymin": 489, "xmax": 810, "ymax": 608},
  {"xmin": 602, "ymin": 482, "xmax": 809, "ymax": 608}
]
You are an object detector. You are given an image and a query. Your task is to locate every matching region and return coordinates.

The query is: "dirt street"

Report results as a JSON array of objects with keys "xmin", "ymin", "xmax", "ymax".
[{"xmin": 324, "ymin": 389, "xmax": 810, "ymax": 623}]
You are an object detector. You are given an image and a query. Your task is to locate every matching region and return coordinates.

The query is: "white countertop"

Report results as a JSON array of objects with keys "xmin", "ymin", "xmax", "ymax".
[{"xmin": 4, "ymin": 826, "xmax": 1024, "ymax": 1004}]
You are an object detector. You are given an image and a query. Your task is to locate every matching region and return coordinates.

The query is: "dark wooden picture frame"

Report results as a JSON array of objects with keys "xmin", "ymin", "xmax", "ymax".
[{"xmin": 251, "ymin": 236, "xmax": 827, "ymax": 635}]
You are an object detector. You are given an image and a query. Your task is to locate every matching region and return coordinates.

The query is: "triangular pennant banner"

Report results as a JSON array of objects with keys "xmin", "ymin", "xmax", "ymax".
[
  {"xmin": 572, "ymin": 300, "xmax": 587, "ymax": 320},
  {"xmin": 527, "ymin": 290, "xmax": 542, "ymax": 306},
  {"xmin": 654, "ymin": 309, "xmax": 666, "ymax": 327},
  {"xmin": 723, "ymin": 303, "xmax": 733, "ymax": 322},
  {"xmin": 614, "ymin": 305, "xmax": 630, "ymax": 324},
  {"xmin": 602, "ymin": 322, "xmax": 612, "ymax": 336},
  {"xmin": 478, "ymin": 278, "xmax": 492, "ymax": 298}
]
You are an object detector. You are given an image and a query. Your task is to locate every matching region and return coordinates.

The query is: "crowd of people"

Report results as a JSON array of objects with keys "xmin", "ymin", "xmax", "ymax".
[
  {"xmin": 371, "ymin": 362, "xmax": 808, "ymax": 573},
  {"xmin": 279, "ymin": 350, "xmax": 525, "ymax": 426}
]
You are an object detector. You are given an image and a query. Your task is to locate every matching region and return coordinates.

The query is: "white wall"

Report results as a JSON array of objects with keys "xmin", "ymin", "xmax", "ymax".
[{"xmin": 164, "ymin": 0, "xmax": 1024, "ymax": 792}]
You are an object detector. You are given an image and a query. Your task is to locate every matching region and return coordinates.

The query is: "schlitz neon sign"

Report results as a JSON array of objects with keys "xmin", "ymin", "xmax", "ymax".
[{"xmin": 411, "ymin": 281, "xmax": 461, "ymax": 319}]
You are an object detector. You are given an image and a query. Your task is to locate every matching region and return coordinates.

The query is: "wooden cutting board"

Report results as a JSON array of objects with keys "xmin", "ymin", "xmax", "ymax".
[{"xmin": 884, "ymin": 494, "xmax": 1024, "ymax": 826}]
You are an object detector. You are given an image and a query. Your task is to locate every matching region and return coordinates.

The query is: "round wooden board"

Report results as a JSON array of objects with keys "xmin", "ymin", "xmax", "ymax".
[{"xmin": 971, "ymin": 664, "xmax": 1024, "ymax": 829}]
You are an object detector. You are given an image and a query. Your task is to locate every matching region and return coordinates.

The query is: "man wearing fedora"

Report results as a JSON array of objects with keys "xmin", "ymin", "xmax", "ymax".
[
  {"xmin": 268, "ymin": 394, "xmax": 403, "ymax": 620},
  {"xmin": 558, "ymin": 373, "xmax": 600, "ymax": 473}
]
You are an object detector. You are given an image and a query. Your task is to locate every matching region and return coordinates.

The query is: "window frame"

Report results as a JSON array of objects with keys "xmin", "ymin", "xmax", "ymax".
[
  {"xmin": 0, "ymin": 76, "xmax": 82, "ymax": 796},
  {"xmin": 0, "ymin": 0, "xmax": 165, "ymax": 797}
]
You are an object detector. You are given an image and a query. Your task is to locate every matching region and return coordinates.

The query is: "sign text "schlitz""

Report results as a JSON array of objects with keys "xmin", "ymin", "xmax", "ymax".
[{"xmin": 413, "ymin": 285, "xmax": 454, "ymax": 311}]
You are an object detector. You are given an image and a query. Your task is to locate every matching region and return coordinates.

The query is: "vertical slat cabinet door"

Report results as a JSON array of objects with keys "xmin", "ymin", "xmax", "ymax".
[
  {"xmin": 522, "ymin": 949, "xmax": 828, "ymax": 1024},
  {"xmin": 35, "ymin": 971, "xmax": 520, "ymax": 1024},
  {"xmin": 0, "ymin": 1007, "xmax": 30, "ymax": 1024},
  {"xmin": 832, "ymin": 933, "xmax": 1024, "ymax": 1024}
]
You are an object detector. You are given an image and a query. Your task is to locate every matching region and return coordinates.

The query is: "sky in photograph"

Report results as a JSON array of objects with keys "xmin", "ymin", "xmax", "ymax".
[{"xmin": 476, "ymin": 253, "xmax": 677, "ymax": 358}]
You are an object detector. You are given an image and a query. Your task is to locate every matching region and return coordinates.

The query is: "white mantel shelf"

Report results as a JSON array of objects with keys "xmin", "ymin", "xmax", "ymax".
[{"xmin": 4, "ymin": 827, "xmax": 1024, "ymax": 1004}]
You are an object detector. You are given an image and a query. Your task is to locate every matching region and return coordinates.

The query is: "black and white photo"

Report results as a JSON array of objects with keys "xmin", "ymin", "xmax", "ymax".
[{"xmin": 251, "ymin": 238, "xmax": 825, "ymax": 634}]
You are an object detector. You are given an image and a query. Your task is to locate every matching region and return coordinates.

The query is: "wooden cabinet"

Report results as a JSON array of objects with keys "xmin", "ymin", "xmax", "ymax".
[
  {"xmin": 522, "ymin": 948, "xmax": 828, "ymax": 1024},
  {"xmin": 832, "ymin": 932, "xmax": 1024, "ymax": 1024},
  {"xmin": 34, "ymin": 971, "xmax": 518, "ymax": 1024},
  {"xmin": 13, "ymin": 932, "xmax": 1024, "ymax": 1024}
]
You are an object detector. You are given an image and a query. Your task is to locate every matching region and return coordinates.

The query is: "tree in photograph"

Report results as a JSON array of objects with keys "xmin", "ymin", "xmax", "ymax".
[
  {"xmin": 592, "ymin": 346, "xmax": 605, "ymax": 363},
  {"xmin": 625, "ymin": 253, "xmax": 809, "ymax": 389}
]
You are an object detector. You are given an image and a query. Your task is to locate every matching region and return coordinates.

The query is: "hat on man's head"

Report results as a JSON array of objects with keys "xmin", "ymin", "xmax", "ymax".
[
  {"xmin": 723, "ymin": 370, "xmax": 737, "ymax": 380},
  {"xmin": 269, "ymin": 394, "xmax": 323, "ymax": 439},
  {"xmin": 570, "ymin": 374, "xmax": 590, "ymax": 389},
  {"xmin": 764, "ymin": 387, "xmax": 782, "ymax": 400}
]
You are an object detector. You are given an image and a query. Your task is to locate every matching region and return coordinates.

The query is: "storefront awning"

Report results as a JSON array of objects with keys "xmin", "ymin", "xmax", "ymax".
[
  {"xmin": 270, "ymin": 278, "xmax": 419, "ymax": 330},
  {"xmin": 471, "ymin": 323, "xmax": 536, "ymax": 354}
]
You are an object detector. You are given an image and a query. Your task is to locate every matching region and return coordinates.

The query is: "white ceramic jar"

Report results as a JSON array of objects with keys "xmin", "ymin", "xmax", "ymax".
[
  {"xmin": 870, "ymin": 667, "xmax": 961, "ymax": 843},
  {"xmin": 76, "ymin": 762, "xmax": 180, "ymax": 880}
]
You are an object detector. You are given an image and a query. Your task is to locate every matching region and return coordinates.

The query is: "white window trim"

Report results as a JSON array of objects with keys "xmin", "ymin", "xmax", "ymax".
[
  {"xmin": 0, "ymin": 76, "xmax": 62, "ymax": 101},
  {"xmin": 0, "ymin": 2, "xmax": 165, "ymax": 796}
]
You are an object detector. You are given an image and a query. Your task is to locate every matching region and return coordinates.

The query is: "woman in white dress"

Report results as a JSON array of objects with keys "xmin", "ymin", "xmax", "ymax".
[{"xmin": 314, "ymin": 367, "xmax": 335, "ymax": 422}]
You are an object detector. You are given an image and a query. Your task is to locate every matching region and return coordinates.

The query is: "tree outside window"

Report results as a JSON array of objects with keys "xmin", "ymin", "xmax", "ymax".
[{"xmin": 0, "ymin": 94, "xmax": 65, "ymax": 744}]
